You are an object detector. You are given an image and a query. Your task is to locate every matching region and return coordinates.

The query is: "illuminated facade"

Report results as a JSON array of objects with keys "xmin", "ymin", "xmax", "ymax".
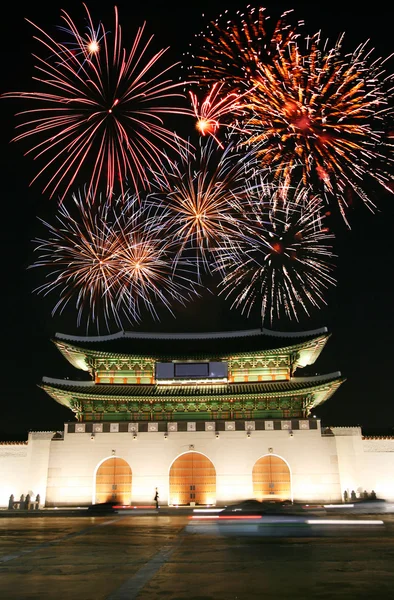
[{"xmin": 1, "ymin": 327, "xmax": 394, "ymax": 507}]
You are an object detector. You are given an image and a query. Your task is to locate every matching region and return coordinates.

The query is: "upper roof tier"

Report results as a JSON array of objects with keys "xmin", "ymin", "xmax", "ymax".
[
  {"xmin": 55, "ymin": 327, "xmax": 328, "ymax": 343},
  {"xmin": 53, "ymin": 327, "xmax": 330, "ymax": 373}
]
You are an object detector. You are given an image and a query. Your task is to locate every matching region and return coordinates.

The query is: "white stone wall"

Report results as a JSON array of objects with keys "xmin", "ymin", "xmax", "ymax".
[
  {"xmin": 331, "ymin": 430, "xmax": 394, "ymax": 501},
  {"xmin": 0, "ymin": 444, "xmax": 28, "ymax": 506},
  {"xmin": 331, "ymin": 427, "xmax": 364, "ymax": 499},
  {"xmin": 44, "ymin": 424, "xmax": 343, "ymax": 506},
  {"xmin": 25, "ymin": 432, "xmax": 54, "ymax": 506},
  {"xmin": 0, "ymin": 432, "xmax": 54, "ymax": 507},
  {"xmin": 363, "ymin": 438, "xmax": 394, "ymax": 453},
  {"xmin": 360, "ymin": 438, "xmax": 394, "ymax": 499},
  {"xmin": 2, "ymin": 425, "xmax": 394, "ymax": 507}
]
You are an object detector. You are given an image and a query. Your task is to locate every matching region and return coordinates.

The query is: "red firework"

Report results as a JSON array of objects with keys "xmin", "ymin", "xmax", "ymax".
[
  {"xmin": 2, "ymin": 4, "xmax": 191, "ymax": 201},
  {"xmin": 189, "ymin": 82, "xmax": 246, "ymax": 148}
]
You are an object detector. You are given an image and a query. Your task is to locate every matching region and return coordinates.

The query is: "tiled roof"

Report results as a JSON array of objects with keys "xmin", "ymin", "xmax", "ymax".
[
  {"xmin": 41, "ymin": 372, "xmax": 344, "ymax": 399},
  {"xmin": 53, "ymin": 335, "xmax": 330, "ymax": 374},
  {"xmin": 55, "ymin": 326, "xmax": 328, "ymax": 342},
  {"xmin": 53, "ymin": 328, "xmax": 329, "ymax": 359}
]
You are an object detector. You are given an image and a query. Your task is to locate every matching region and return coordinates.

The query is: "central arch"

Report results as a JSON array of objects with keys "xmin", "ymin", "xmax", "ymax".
[
  {"xmin": 169, "ymin": 452, "xmax": 216, "ymax": 505},
  {"xmin": 252, "ymin": 455, "xmax": 291, "ymax": 501},
  {"xmin": 95, "ymin": 457, "xmax": 132, "ymax": 505}
]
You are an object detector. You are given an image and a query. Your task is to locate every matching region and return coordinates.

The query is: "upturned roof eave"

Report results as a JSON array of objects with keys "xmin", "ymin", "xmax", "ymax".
[
  {"xmin": 52, "ymin": 333, "xmax": 331, "ymax": 371},
  {"xmin": 55, "ymin": 326, "xmax": 328, "ymax": 343},
  {"xmin": 40, "ymin": 373, "xmax": 345, "ymax": 408},
  {"xmin": 306, "ymin": 377, "xmax": 345, "ymax": 411}
]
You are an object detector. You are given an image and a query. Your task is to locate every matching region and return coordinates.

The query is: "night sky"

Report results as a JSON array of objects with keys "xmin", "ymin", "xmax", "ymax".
[{"xmin": 1, "ymin": 1, "xmax": 393, "ymax": 440}]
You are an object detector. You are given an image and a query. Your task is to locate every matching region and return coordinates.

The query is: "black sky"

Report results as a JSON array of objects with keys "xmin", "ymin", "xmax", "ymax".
[{"xmin": 1, "ymin": 1, "xmax": 393, "ymax": 439}]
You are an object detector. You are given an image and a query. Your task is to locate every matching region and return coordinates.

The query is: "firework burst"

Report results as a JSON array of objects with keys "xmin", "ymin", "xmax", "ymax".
[
  {"xmin": 189, "ymin": 82, "xmax": 246, "ymax": 147},
  {"xmin": 31, "ymin": 191, "xmax": 127, "ymax": 330},
  {"xmin": 30, "ymin": 190, "xmax": 199, "ymax": 332},
  {"xmin": 215, "ymin": 181, "xmax": 336, "ymax": 324},
  {"xmin": 56, "ymin": 4, "xmax": 105, "ymax": 64},
  {"xmin": 113, "ymin": 201, "xmax": 199, "ymax": 322},
  {"xmin": 241, "ymin": 32, "xmax": 394, "ymax": 222},
  {"xmin": 188, "ymin": 6, "xmax": 301, "ymax": 88},
  {"xmin": 148, "ymin": 139, "xmax": 252, "ymax": 275},
  {"xmin": 2, "ymin": 4, "xmax": 191, "ymax": 201}
]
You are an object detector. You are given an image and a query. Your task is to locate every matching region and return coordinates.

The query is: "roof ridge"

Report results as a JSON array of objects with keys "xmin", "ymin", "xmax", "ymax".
[{"xmin": 54, "ymin": 326, "xmax": 328, "ymax": 343}]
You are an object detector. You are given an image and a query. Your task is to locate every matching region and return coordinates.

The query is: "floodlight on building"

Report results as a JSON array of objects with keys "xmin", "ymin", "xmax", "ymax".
[
  {"xmin": 215, "ymin": 431, "xmax": 219, "ymax": 439},
  {"xmin": 164, "ymin": 432, "xmax": 168, "ymax": 440},
  {"xmin": 133, "ymin": 433, "xmax": 137, "ymax": 440},
  {"xmin": 90, "ymin": 433, "xmax": 95, "ymax": 441},
  {"xmin": 246, "ymin": 428, "xmax": 252, "ymax": 438},
  {"xmin": 289, "ymin": 430, "xmax": 294, "ymax": 438}
]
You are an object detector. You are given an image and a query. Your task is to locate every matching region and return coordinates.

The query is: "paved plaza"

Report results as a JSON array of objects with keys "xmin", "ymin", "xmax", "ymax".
[{"xmin": 1, "ymin": 512, "xmax": 394, "ymax": 599}]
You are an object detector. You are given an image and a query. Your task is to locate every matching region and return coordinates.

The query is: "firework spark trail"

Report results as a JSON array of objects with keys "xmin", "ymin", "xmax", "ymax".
[
  {"xmin": 30, "ymin": 190, "xmax": 199, "ymax": 332},
  {"xmin": 55, "ymin": 3, "xmax": 105, "ymax": 65},
  {"xmin": 240, "ymin": 32, "xmax": 394, "ymax": 222},
  {"xmin": 2, "ymin": 4, "xmax": 192, "ymax": 202},
  {"xmin": 113, "ymin": 201, "xmax": 200, "ymax": 321},
  {"xmin": 147, "ymin": 138, "xmax": 253, "ymax": 276},
  {"xmin": 31, "ymin": 191, "xmax": 127, "ymax": 331},
  {"xmin": 189, "ymin": 82, "xmax": 247, "ymax": 147},
  {"xmin": 214, "ymin": 181, "xmax": 336, "ymax": 324},
  {"xmin": 188, "ymin": 6, "xmax": 302, "ymax": 88}
]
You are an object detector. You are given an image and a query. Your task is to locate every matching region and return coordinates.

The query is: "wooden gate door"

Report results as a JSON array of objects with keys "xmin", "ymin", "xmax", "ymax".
[
  {"xmin": 169, "ymin": 452, "xmax": 216, "ymax": 505},
  {"xmin": 95, "ymin": 458, "xmax": 132, "ymax": 505},
  {"xmin": 252, "ymin": 455, "xmax": 291, "ymax": 501}
]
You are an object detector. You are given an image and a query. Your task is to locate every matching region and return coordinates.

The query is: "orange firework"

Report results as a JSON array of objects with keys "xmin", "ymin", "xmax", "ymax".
[
  {"xmin": 189, "ymin": 6, "xmax": 301, "ymax": 88},
  {"xmin": 242, "ymin": 32, "xmax": 394, "ymax": 222},
  {"xmin": 30, "ymin": 189, "xmax": 199, "ymax": 331},
  {"xmin": 148, "ymin": 138, "xmax": 252, "ymax": 275}
]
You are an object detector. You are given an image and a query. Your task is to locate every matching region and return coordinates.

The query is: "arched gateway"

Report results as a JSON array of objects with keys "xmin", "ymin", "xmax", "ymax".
[
  {"xmin": 169, "ymin": 452, "xmax": 216, "ymax": 505},
  {"xmin": 40, "ymin": 328, "xmax": 344, "ymax": 507},
  {"xmin": 95, "ymin": 457, "xmax": 132, "ymax": 505},
  {"xmin": 253, "ymin": 455, "xmax": 291, "ymax": 501}
]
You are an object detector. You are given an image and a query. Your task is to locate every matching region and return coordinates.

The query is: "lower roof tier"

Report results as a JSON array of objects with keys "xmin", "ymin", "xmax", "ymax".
[{"xmin": 41, "ymin": 372, "xmax": 344, "ymax": 420}]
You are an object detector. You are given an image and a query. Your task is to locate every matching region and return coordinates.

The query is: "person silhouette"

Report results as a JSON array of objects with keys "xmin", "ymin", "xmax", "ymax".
[{"xmin": 154, "ymin": 488, "xmax": 159, "ymax": 509}]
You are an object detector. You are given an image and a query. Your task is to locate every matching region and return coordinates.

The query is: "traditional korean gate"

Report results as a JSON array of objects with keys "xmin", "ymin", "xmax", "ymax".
[
  {"xmin": 252, "ymin": 455, "xmax": 291, "ymax": 501},
  {"xmin": 169, "ymin": 452, "xmax": 216, "ymax": 505},
  {"xmin": 95, "ymin": 457, "xmax": 132, "ymax": 505}
]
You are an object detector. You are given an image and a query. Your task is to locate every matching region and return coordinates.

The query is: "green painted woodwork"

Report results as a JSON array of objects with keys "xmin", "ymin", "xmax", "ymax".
[{"xmin": 65, "ymin": 396, "xmax": 309, "ymax": 421}]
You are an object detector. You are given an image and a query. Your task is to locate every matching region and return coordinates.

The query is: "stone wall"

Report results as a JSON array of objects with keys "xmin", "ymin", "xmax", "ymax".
[
  {"xmin": 2, "ymin": 424, "xmax": 394, "ymax": 507},
  {"xmin": 44, "ymin": 421, "xmax": 342, "ymax": 506},
  {"xmin": 332, "ymin": 429, "xmax": 394, "ymax": 501},
  {"xmin": 0, "ymin": 443, "xmax": 28, "ymax": 506}
]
